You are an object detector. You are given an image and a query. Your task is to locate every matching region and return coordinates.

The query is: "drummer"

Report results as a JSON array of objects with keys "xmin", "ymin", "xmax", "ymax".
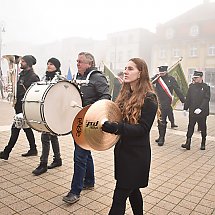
[
  {"xmin": 63, "ymin": 52, "xmax": 111, "ymax": 204},
  {"xmin": 32, "ymin": 58, "xmax": 63, "ymax": 176},
  {"xmin": 0, "ymin": 55, "xmax": 39, "ymax": 160}
]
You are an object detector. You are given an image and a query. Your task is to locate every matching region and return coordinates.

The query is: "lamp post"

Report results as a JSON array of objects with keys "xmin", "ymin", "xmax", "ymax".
[{"xmin": 0, "ymin": 22, "xmax": 6, "ymax": 77}]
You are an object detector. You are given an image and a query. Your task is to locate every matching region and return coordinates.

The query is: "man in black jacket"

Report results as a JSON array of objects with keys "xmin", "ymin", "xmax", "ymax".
[
  {"xmin": 151, "ymin": 65, "xmax": 185, "ymax": 146},
  {"xmin": 182, "ymin": 70, "xmax": 210, "ymax": 150},
  {"xmin": 0, "ymin": 55, "xmax": 40, "ymax": 160},
  {"xmin": 63, "ymin": 52, "xmax": 111, "ymax": 204}
]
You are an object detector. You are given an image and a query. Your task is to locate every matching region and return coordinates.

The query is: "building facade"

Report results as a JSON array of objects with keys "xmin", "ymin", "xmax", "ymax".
[{"xmin": 151, "ymin": 1, "xmax": 215, "ymax": 113}]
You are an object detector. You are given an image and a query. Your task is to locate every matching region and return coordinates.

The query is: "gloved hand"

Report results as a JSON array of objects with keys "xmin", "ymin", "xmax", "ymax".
[
  {"xmin": 194, "ymin": 108, "xmax": 202, "ymax": 114},
  {"xmin": 102, "ymin": 121, "xmax": 120, "ymax": 134},
  {"xmin": 183, "ymin": 110, "xmax": 187, "ymax": 117}
]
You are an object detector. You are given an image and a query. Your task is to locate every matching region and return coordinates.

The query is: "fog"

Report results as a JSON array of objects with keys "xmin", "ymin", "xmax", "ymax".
[
  {"xmin": 0, "ymin": 0, "xmax": 207, "ymax": 44},
  {"xmin": 0, "ymin": 0, "xmax": 214, "ymax": 76}
]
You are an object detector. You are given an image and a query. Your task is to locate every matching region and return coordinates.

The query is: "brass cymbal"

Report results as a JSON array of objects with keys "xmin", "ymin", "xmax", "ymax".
[
  {"xmin": 83, "ymin": 99, "xmax": 122, "ymax": 151},
  {"xmin": 72, "ymin": 105, "xmax": 92, "ymax": 150}
]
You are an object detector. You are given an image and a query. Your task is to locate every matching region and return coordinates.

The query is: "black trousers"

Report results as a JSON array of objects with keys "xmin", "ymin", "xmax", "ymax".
[
  {"xmin": 40, "ymin": 132, "xmax": 61, "ymax": 164},
  {"xmin": 4, "ymin": 123, "xmax": 36, "ymax": 154},
  {"xmin": 167, "ymin": 106, "xmax": 175, "ymax": 125},
  {"xmin": 187, "ymin": 115, "xmax": 207, "ymax": 138},
  {"xmin": 109, "ymin": 183, "xmax": 143, "ymax": 215}
]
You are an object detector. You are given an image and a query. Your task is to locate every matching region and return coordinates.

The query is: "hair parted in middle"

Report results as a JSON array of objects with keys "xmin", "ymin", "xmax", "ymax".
[
  {"xmin": 115, "ymin": 58, "xmax": 159, "ymax": 124},
  {"xmin": 79, "ymin": 52, "xmax": 96, "ymax": 67}
]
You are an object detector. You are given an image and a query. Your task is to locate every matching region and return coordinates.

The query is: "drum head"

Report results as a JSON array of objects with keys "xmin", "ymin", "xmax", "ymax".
[{"xmin": 43, "ymin": 81, "xmax": 82, "ymax": 135}]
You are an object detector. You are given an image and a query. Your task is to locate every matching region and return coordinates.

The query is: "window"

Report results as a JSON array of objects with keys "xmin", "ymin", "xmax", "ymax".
[
  {"xmin": 188, "ymin": 68, "xmax": 196, "ymax": 83},
  {"xmin": 189, "ymin": 46, "xmax": 198, "ymax": 57},
  {"xmin": 166, "ymin": 28, "xmax": 174, "ymax": 39},
  {"xmin": 190, "ymin": 25, "xmax": 199, "ymax": 37},
  {"xmin": 172, "ymin": 48, "xmax": 180, "ymax": 58},
  {"xmin": 159, "ymin": 48, "xmax": 166, "ymax": 59},
  {"xmin": 208, "ymin": 45, "xmax": 215, "ymax": 56}
]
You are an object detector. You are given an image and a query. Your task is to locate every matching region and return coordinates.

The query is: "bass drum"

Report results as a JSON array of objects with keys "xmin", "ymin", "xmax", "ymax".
[{"xmin": 22, "ymin": 81, "xmax": 82, "ymax": 135}]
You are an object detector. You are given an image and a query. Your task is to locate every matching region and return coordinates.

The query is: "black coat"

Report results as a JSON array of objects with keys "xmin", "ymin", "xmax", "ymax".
[
  {"xmin": 152, "ymin": 74, "xmax": 185, "ymax": 107},
  {"xmin": 114, "ymin": 93, "xmax": 158, "ymax": 189},
  {"xmin": 15, "ymin": 68, "xmax": 40, "ymax": 114},
  {"xmin": 76, "ymin": 67, "xmax": 111, "ymax": 106},
  {"xmin": 184, "ymin": 82, "xmax": 210, "ymax": 117}
]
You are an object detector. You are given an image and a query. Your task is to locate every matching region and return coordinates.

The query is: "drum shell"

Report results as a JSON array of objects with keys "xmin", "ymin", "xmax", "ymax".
[{"xmin": 22, "ymin": 81, "xmax": 82, "ymax": 135}]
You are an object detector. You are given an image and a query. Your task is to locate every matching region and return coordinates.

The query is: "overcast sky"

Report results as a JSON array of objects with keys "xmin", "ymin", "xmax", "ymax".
[{"xmin": 1, "ymin": 0, "xmax": 212, "ymax": 45}]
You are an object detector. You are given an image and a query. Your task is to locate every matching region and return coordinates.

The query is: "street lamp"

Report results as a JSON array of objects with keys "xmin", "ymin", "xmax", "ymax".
[{"xmin": 0, "ymin": 22, "xmax": 6, "ymax": 76}]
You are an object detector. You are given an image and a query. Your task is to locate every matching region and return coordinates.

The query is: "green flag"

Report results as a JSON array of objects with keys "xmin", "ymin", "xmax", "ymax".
[
  {"xmin": 103, "ymin": 64, "xmax": 121, "ymax": 101},
  {"xmin": 168, "ymin": 62, "xmax": 188, "ymax": 107}
]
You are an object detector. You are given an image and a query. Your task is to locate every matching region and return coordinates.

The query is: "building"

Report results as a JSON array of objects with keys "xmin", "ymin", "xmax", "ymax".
[
  {"xmin": 106, "ymin": 28, "xmax": 155, "ymax": 75},
  {"xmin": 151, "ymin": 1, "xmax": 215, "ymax": 113}
]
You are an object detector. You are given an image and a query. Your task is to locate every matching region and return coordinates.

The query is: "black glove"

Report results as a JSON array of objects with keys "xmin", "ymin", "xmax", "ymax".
[{"xmin": 102, "ymin": 121, "xmax": 120, "ymax": 134}]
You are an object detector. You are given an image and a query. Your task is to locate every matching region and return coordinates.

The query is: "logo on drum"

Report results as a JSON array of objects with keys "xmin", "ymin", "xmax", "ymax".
[
  {"xmin": 86, "ymin": 121, "xmax": 99, "ymax": 129},
  {"xmin": 76, "ymin": 118, "xmax": 83, "ymax": 137}
]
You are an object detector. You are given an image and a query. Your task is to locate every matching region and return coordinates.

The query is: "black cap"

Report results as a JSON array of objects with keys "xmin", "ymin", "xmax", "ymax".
[
  {"xmin": 22, "ymin": 55, "xmax": 36, "ymax": 67},
  {"xmin": 158, "ymin": 66, "xmax": 168, "ymax": 72},
  {"xmin": 47, "ymin": 57, "xmax": 61, "ymax": 71},
  {"xmin": 193, "ymin": 70, "xmax": 203, "ymax": 78}
]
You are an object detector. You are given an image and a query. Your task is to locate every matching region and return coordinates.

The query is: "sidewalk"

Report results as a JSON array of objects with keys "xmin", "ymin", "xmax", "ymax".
[{"xmin": 0, "ymin": 100, "xmax": 214, "ymax": 215}]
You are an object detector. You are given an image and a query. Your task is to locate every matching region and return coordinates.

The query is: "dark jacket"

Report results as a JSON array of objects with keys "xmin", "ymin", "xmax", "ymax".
[
  {"xmin": 76, "ymin": 67, "xmax": 111, "ymax": 106},
  {"xmin": 15, "ymin": 68, "xmax": 40, "ymax": 114},
  {"xmin": 152, "ymin": 74, "xmax": 185, "ymax": 107},
  {"xmin": 184, "ymin": 82, "xmax": 210, "ymax": 117},
  {"xmin": 114, "ymin": 93, "xmax": 158, "ymax": 188}
]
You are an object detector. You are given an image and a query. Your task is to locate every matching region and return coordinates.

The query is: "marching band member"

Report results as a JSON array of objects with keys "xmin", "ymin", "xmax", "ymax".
[
  {"xmin": 182, "ymin": 70, "xmax": 210, "ymax": 150},
  {"xmin": 63, "ymin": 52, "xmax": 111, "ymax": 204},
  {"xmin": 151, "ymin": 65, "xmax": 185, "ymax": 146},
  {"xmin": 0, "ymin": 55, "xmax": 39, "ymax": 160},
  {"xmin": 102, "ymin": 58, "xmax": 158, "ymax": 215},
  {"xmin": 32, "ymin": 58, "xmax": 63, "ymax": 175}
]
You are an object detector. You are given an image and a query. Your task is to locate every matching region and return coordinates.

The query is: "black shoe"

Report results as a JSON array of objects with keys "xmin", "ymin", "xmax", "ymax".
[
  {"xmin": 48, "ymin": 159, "xmax": 62, "ymax": 169},
  {"xmin": 0, "ymin": 151, "xmax": 9, "ymax": 160},
  {"xmin": 62, "ymin": 193, "xmax": 80, "ymax": 204},
  {"xmin": 157, "ymin": 137, "xmax": 164, "ymax": 146},
  {"xmin": 155, "ymin": 138, "xmax": 160, "ymax": 143},
  {"xmin": 181, "ymin": 143, "xmax": 190, "ymax": 150},
  {"xmin": 158, "ymin": 141, "xmax": 164, "ymax": 146},
  {"xmin": 22, "ymin": 149, "xmax": 38, "ymax": 157},
  {"xmin": 32, "ymin": 164, "xmax": 47, "ymax": 176},
  {"xmin": 171, "ymin": 124, "xmax": 178, "ymax": 128},
  {"xmin": 83, "ymin": 184, "xmax": 94, "ymax": 190}
]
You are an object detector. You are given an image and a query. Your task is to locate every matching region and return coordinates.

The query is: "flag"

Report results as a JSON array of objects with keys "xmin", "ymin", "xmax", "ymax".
[
  {"xmin": 168, "ymin": 62, "xmax": 188, "ymax": 107},
  {"xmin": 67, "ymin": 67, "xmax": 72, "ymax": 80},
  {"xmin": 103, "ymin": 64, "xmax": 121, "ymax": 101}
]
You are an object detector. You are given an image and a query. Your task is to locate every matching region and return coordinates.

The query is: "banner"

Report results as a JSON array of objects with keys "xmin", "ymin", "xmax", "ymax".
[
  {"xmin": 103, "ymin": 64, "xmax": 122, "ymax": 101},
  {"xmin": 168, "ymin": 62, "xmax": 188, "ymax": 107}
]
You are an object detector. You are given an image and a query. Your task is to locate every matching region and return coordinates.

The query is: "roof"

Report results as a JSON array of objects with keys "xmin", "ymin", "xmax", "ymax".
[{"xmin": 162, "ymin": 2, "xmax": 215, "ymax": 26}]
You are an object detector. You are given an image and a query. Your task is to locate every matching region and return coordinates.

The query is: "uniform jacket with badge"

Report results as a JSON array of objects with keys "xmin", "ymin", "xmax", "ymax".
[
  {"xmin": 114, "ymin": 93, "xmax": 158, "ymax": 189},
  {"xmin": 184, "ymin": 82, "xmax": 210, "ymax": 117},
  {"xmin": 151, "ymin": 74, "xmax": 185, "ymax": 107},
  {"xmin": 76, "ymin": 67, "xmax": 111, "ymax": 106},
  {"xmin": 15, "ymin": 68, "xmax": 40, "ymax": 114}
]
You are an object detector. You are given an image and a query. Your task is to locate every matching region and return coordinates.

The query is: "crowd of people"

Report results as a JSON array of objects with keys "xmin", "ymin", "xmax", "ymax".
[{"xmin": 0, "ymin": 52, "xmax": 211, "ymax": 214}]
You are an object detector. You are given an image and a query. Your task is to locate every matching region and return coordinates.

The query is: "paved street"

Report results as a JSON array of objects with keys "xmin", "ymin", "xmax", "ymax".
[{"xmin": 0, "ymin": 99, "xmax": 214, "ymax": 215}]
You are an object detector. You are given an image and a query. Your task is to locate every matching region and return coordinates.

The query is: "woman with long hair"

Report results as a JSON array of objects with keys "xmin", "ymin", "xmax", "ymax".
[{"xmin": 102, "ymin": 58, "xmax": 159, "ymax": 215}]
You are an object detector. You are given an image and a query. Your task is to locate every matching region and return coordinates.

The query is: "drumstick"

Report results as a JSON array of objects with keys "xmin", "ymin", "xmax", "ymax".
[{"xmin": 70, "ymin": 101, "xmax": 82, "ymax": 109}]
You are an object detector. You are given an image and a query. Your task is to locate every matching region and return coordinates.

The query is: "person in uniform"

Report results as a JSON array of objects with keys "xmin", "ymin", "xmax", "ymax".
[
  {"xmin": 181, "ymin": 70, "xmax": 210, "ymax": 150},
  {"xmin": 32, "ymin": 58, "xmax": 63, "ymax": 175},
  {"xmin": 151, "ymin": 65, "xmax": 185, "ymax": 146},
  {"xmin": 62, "ymin": 52, "xmax": 111, "ymax": 204},
  {"xmin": 0, "ymin": 55, "xmax": 39, "ymax": 160},
  {"xmin": 102, "ymin": 58, "xmax": 159, "ymax": 215}
]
